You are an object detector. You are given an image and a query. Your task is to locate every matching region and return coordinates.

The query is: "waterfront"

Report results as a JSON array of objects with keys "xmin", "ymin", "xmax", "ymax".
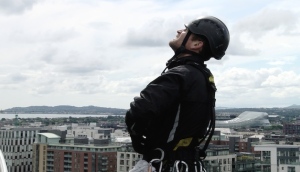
[{"xmin": 0, "ymin": 114, "xmax": 116, "ymax": 119}]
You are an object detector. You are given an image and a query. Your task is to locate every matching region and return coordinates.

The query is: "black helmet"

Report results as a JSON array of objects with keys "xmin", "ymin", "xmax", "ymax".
[{"xmin": 185, "ymin": 16, "xmax": 230, "ymax": 60}]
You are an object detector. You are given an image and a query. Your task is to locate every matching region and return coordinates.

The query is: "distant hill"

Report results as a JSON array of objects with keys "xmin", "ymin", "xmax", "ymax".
[
  {"xmin": 216, "ymin": 106, "xmax": 300, "ymax": 117},
  {"xmin": 3, "ymin": 105, "xmax": 127, "ymax": 115},
  {"xmin": 3, "ymin": 105, "xmax": 300, "ymax": 116},
  {"xmin": 215, "ymin": 107, "xmax": 235, "ymax": 110},
  {"xmin": 285, "ymin": 104, "xmax": 300, "ymax": 109}
]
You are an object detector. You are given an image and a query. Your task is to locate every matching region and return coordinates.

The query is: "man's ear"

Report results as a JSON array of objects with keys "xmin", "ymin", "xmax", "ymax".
[{"xmin": 191, "ymin": 40, "xmax": 203, "ymax": 51}]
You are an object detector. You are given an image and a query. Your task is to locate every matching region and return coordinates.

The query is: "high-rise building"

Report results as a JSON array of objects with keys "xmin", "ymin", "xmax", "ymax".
[
  {"xmin": 0, "ymin": 126, "xmax": 40, "ymax": 172},
  {"xmin": 33, "ymin": 132, "xmax": 125, "ymax": 172}
]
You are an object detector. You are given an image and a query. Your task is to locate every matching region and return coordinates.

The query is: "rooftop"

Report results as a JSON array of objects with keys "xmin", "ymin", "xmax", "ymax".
[
  {"xmin": 254, "ymin": 144, "xmax": 300, "ymax": 148},
  {"xmin": 48, "ymin": 143, "xmax": 123, "ymax": 149},
  {"xmin": 38, "ymin": 133, "xmax": 60, "ymax": 139}
]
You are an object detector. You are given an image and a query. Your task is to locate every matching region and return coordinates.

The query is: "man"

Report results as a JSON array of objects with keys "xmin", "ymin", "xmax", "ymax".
[{"xmin": 126, "ymin": 16, "xmax": 230, "ymax": 171}]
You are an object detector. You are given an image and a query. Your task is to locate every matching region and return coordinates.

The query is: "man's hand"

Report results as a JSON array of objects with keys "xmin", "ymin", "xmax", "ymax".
[
  {"xmin": 126, "ymin": 110, "xmax": 148, "ymax": 154},
  {"xmin": 125, "ymin": 110, "xmax": 147, "ymax": 135},
  {"xmin": 130, "ymin": 133, "xmax": 147, "ymax": 154}
]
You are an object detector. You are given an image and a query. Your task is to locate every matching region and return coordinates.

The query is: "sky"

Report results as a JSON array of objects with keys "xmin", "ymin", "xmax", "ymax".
[{"xmin": 0, "ymin": 0, "xmax": 300, "ymax": 110}]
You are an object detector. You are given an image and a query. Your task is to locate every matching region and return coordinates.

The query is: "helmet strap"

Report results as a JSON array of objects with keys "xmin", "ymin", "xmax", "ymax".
[
  {"xmin": 176, "ymin": 31, "xmax": 192, "ymax": 55},
  {"xmin": 166, "ymin": 31, "xmax": 192, "ymax": 66},
  {"xmin": 176, "ymin": 31, "xmax": 202, "ymax": 57}
]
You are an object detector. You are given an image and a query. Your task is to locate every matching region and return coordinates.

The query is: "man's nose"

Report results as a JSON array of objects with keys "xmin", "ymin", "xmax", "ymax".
[{"xmin": 177, "ymin": 29, "xmax": 183, "ymax": 34}]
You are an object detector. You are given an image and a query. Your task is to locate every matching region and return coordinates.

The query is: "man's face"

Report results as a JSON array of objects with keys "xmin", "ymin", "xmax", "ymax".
[
  {"xmin": 169, "ymin": 28, "xmax": 203, "ymax": 54},
  {"xmin": 169, "ymin": 28, "xmax": 188, "ymax": 51}
]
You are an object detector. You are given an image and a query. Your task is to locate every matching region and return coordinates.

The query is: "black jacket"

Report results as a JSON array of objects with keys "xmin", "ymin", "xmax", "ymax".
[{"xmin": 126, "ymin": 56, "xmax": 212, "ymax": 152}]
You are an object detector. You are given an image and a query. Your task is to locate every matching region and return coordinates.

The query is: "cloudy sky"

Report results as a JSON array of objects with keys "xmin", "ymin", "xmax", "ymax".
[{"xmin": 0, "ymin": 0, "xmax": 299, "ymax": 110}]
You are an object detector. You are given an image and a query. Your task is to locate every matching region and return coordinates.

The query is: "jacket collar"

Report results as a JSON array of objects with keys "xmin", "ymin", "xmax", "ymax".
[{"xmin": 167, "ymin": 56, "xmax": 205, "ymax": 69}]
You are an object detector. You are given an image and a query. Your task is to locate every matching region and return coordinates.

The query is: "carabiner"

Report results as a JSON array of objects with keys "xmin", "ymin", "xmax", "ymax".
[
  {"xmin": 194, "ymin": 160, "xmax": 206, "ymax": 172},
  {"xmin": 149, "ymin": 148, "xmax": 165, "ymax": 172},
  {"xmin": 173, "ymin": 160, "xmax": 188, "ymax": 172}
]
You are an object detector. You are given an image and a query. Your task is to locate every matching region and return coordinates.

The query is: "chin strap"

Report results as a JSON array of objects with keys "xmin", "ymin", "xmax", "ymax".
[{"xmin": 168, "ymin": 31, "xmax": 192, "ymax": 63}]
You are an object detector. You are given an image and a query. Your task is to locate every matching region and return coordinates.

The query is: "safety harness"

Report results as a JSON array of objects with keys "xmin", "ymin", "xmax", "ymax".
[{"xmin": 153, "ymin": 61, "xmax": 217, "ymax": 172}]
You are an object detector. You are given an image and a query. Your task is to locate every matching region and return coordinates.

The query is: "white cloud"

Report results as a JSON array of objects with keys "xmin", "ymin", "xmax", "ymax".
[
  {"xmin": 262, "ymin": 71, "xmax": 300, "ymax": 87},
  {"xmin": 215, "ymin": 67, "xmax": 300, "ymax": 108},
  {"xmin": 0, "ymin": 0, "xmax": 300, "ymax": 109},
  {"xmin": 267, "ymin": 56, "xmax": 297, "ymax": 66},
  {"xmin": 228, "ymin": 7, "xmax": 300, "ymax": 57},
  {"xmin": 0, "ymin": 0, "xmax": 38, "ymax": 15},
  {"xmin": 235, "ymin": 9, "xmax": 299, "ymax": 36}
]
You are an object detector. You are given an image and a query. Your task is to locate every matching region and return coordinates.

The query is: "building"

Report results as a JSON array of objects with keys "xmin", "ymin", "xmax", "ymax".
[
  {"xmin": 283, "ymin": 121, "xmax": 300, "ymax": 135},
  {"xmin": 70, "ymin": 123, "xmax": 113, "ymax": 140},
  {"xmin": 0, "ymin": 126, "xmax": 40, "ymax": 172},
  {"xmin": 268, "ymin": 115, "xmax": 281, "ymax": 124},
  {"xmin": 32, "ymin": 133, "xmax": 60, "ymax": 172},
  {"xmin": 112, "ymin": 129, "xmax": 130, "ymax": 137},
  {"xmin": 117, "ymin": 151, "xmax": 142, "ymax": 172},
  {"xmin": 216, "ymin": 111, "xmax": 271, "ymax": 129},
  {"xmin": 67, "ymin": 123, "xmax": 114, "ymax": 146},
  {"xmin": 279, "ymin": 164, "xmax": 299, "ymax": 172},
  {"xmin": 264, "ymin": 133, "xmax": 286, "ymax": 143},
  {"xmin": 33, "ymin": 132, "xmax": 124, "ymax": 172},
  {"xmin": 40, "ymin": 129, "xmax": 68, "ymax": 144},
  {"xmin": 233, "ymin": 152, "xmax": 260, "ymax": 172},
  {"xmin": 209, "ymin": 129, "xmax": 261, "ymax": 155},
  {"xmin": 203, "ymin": 145, "xmax": 236, "ymax": 172},
  {"xmin": 254, "ymin": 144, "xmax": 300, "ymax": 172},
  {"xmin": 229, "ymin": 137, "xmax": 242, "ymax": 153},
  {"xmin": 228, "ymin": 137, "xmax": 260, "ymax": 154}
]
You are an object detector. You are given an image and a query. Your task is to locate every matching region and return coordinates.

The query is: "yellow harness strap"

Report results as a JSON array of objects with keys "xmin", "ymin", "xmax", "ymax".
[{"xmin": 173, "ymin": 137, "xmax": 193, "ymax": 151}]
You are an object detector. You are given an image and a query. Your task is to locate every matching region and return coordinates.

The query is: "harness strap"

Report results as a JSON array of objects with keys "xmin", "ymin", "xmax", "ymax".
[{"xmin": 186, "ymin": 62, "xmax": 217, "ymax": 160}]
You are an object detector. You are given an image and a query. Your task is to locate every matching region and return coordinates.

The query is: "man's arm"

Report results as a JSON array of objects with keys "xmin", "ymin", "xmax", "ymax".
[
  {"xmin": 125, "ymin": 67, "xmax": 188, "ymax": 152},
  {"xmin": 126, "ymin": 68, "xmax": 186, "ymax": 130}
]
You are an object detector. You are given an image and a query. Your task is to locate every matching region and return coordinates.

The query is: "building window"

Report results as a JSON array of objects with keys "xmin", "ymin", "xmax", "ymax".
[
  {"xmin": 288, "ymin": 166, "xmax": 295, "ymax": 172},
  {"xmin": 120, "ymin": 153, "xmax": 124, "ymax": 158}
]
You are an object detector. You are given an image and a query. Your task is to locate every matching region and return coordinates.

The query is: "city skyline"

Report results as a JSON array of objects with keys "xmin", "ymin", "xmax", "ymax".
[{"xmin": 0, "ymin": 0, "xmax": 300, "ymax": 110}]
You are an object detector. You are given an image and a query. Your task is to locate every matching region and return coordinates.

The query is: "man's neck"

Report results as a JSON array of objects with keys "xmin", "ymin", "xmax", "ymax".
[{"xmin": 177, "ymin": 53, "xmax": 194, "ymax": 58}]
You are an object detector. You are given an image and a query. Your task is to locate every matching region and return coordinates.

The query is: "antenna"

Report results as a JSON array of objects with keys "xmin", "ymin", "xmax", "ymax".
[{"xmin": 14, "ymin": 114, "xmax": 19, "ymax": 126}]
